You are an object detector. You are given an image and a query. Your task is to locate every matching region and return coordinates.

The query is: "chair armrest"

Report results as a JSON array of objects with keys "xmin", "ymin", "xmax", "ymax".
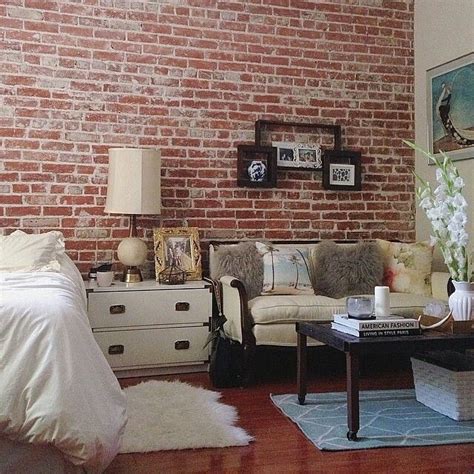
[
  {"xmin": 219, "ymin": 276, "xmax": 256, "ymax": 347},
  {"xmin": 431, "ymin": 272, "xmax": 450, "ymax": 301}
]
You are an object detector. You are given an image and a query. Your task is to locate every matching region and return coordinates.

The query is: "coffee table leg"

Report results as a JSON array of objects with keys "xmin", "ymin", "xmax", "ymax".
[
  {"xmin": 346, "ymin": 351, "xmax": 360, "ymax": 441},
  {"xmin": 297, "ymin": 332, "xmax": 307, "ymax": 405}
]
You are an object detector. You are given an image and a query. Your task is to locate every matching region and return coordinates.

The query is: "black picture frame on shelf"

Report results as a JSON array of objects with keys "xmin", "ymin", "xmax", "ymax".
[
  {"xmin": 323, "ymin": 150, "xmax": 361, "ymax": 191},
  {"xmin": 237, "ymin": 145, "xmax": 277, "ymax": 188}
]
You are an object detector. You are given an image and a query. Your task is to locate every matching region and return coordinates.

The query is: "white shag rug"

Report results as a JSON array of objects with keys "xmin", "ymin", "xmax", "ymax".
[{"xmin": 119, "ymin": 380, "xmax": 253, "ymax": 453}]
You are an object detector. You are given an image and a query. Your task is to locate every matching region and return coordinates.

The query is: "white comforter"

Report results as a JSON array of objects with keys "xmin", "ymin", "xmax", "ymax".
[{"xmin": 0, "ymin": 265, "xmax": 127, "ymax": 472}]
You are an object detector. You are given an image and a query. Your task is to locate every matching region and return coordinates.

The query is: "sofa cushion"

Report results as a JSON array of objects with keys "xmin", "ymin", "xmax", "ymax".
[
  {"xmin": 311, "ymin": 240, "xmax": 384, "ymax": 299},
  {"xmin": 252, "ymin": 324, "xmax": 324, "ymax": 347},
  {"xmin": 210, "ymin": 241, "xmax": 263, "ymax": 300},
  {"xmin": 249, "ymin": 293, "xmax": 440, "ymax": 325},
  {"xmin": 256, "ymin": 242, "xmax": 314, "ymax": 295},
  {"xmin": 377, "ymin": 239, "xmax": 433, "ymax": 296}
]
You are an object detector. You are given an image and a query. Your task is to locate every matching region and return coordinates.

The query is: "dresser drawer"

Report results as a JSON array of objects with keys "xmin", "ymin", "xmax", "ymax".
[
  {"xmin": 93, "ymin": 326, "xmax": 209, "ymax": 369},
  {"xmin": 88, "ymin": 289, "xmax": 211, "ymax": 329}
]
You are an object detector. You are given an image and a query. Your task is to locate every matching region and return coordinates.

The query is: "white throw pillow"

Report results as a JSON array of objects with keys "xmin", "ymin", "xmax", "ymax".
[{"xmin": 0, "ymin": 230, "xmax": 65, "ymax": 272}]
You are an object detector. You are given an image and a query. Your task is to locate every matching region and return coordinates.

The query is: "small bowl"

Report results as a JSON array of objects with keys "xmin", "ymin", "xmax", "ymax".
[{"xmin": 346, "ymin": 296, "xmax": 374, "ymax": 320}]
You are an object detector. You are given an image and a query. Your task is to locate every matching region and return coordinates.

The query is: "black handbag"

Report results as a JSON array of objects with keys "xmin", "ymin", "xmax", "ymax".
[{"xmin": 205, "ymin": 279, "xmax": 243, "ymax": 388}]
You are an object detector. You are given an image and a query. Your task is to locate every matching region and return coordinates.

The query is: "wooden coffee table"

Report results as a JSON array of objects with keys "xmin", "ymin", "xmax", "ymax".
[{"xmin": 296, "ymin": 322, "xmax": 474, "ymax": 441}]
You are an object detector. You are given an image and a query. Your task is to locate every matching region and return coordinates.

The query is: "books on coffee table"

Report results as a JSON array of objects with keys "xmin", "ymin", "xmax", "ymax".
[{"xmin": 332, "ymin": 313, "xmax": 421, "ymax": 337}]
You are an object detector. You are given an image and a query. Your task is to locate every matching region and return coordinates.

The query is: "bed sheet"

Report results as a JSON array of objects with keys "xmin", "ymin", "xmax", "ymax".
[{"xmin": 0, "ymin": 256, "xmax": 127, "ymax": 473}]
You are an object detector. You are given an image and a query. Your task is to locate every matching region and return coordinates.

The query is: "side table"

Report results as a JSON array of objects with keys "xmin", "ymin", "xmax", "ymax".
[{"xmin": 86, "ymin": 279, "xmax": 212, "ymax": 378}]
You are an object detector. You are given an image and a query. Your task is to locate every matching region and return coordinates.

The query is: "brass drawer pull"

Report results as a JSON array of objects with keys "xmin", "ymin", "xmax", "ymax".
[
  {"xmin": 175, "ymin": 302, "xmax": 190, "ymax": 311},
  {"xmin": 108, "ymin": 344, "xmax": 124, "ymax": 355},
  {"xmin": 110, "ymin": 304, "xmax": 125, "ymax": 314},
  {"xmin": 175, "ymin": 340, "xmax": 190, "ymax": 350}
]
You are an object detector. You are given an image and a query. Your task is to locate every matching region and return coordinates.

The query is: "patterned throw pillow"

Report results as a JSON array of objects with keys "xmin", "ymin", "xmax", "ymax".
[
  {"xmin": 255, "ymin": 242, "xmax": 314, "ymax": 295},
  {"xmin": 376, "ymin": 239, "xmax": 433, "ymax": 296}
]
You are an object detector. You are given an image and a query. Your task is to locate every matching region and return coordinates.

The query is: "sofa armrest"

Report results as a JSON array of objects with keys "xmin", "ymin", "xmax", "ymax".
[
  {"xmin": 220, "ymin": 276, "xmax": 256, "ymax": 347},
  {"xmin": 431, "ymin": 272, "xmax": 450, "ymax": 301}
]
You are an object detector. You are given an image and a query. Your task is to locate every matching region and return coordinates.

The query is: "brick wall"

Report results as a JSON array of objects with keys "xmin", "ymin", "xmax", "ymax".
[{"xmin": 0, "ymin": 0, "xmax": 415, "ymax": 276}]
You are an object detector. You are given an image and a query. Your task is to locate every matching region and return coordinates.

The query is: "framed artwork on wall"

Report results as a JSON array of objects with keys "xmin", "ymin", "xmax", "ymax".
[
  {"xmin": 427, "ymin": 52, "xmax": 474, "ymax": 162},
  {"xmin": 272, "ymin": 141, "xmax": 322, "ymax": 170},
  {"xmin": 237, "ymin": 145, "xmax": 277, "ymax": 188},
  {"xmin": 153, "ymin": 227, "xmax": 202, "ymax": 281},
  {"xmin": 322, "ymin": 150, "xmax": 361, "ymax": 191}
]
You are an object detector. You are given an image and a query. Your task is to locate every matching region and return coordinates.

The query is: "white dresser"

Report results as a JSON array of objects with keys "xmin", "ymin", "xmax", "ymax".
[{"xmin": 86, "ymin": 280, "xmax": 212, "ymax": 378}]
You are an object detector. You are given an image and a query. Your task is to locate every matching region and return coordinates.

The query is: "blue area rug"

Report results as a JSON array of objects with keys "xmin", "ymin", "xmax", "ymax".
[{"xmin": 271, "ymin": 389, "xmax": 474, "ymax": 451}]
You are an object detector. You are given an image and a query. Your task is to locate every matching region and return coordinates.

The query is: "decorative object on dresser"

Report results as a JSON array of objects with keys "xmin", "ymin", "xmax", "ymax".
[
  {"xmin": 96, "ymin": 268, "xmax": 115, "ymax": 287},
  {"xmin": 322, "ymin": 149, "xmax": 362, "ymax": 191},
  {"xmin": 236, "ymin": 144, "xmax": 277, "ymax": 188},
  {"xmin": 406, "ymin": 140, "xmax": 472, "ymax": 320},
  {"xmin": 153, "ymin": 227, "xmax": 202, "ymax": 281},
  {"xmin": 158, "ymin": 262, "xmax": 187, "ymax": 285},
  {"xmin": 105, "ymin": 148, "xmax": 161, "ymax": 283},
  {"xmin": 86, "ymin": 279, "xmax": 211, "ymax": 378}
]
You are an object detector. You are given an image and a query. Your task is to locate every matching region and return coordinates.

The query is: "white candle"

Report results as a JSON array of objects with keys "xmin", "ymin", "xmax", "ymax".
[{"xmin": 374, "ymin": 286, "xmax": 390, "ymax": 317}]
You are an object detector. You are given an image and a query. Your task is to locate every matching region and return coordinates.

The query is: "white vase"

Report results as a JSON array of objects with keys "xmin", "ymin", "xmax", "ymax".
[{"xmin": 448, "ymin": 281, "xmax": 474, "ymax": 321}]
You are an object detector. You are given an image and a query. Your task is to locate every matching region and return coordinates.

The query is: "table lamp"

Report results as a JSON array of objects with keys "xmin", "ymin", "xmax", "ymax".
[{"xmin": 105, "ymin": 148, "xmax": 161, "ymax": 283}]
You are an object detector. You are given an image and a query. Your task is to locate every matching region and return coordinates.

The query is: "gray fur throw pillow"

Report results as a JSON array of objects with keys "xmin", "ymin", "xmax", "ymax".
[
  {"xmin": 210, "ymin": 241, "xmax": 263, "ymax": 300},
  {"xmin": 311, "ymin": 241, "xmax": 384, "ymax": 299}
]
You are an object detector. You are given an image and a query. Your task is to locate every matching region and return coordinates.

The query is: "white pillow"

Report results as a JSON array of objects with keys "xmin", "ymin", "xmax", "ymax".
[{"xmin": 0, "ymin": 230, "xmax": 65, "ymax": 272}]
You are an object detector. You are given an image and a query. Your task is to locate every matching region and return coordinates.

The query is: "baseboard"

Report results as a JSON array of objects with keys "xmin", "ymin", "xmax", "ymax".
[{"xmin": 113, "ymin": 363, "xmax": 209, "ymax": 379}]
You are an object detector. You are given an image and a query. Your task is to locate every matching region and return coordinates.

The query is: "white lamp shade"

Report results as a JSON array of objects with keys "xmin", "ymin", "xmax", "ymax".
[{"xmin": 105, "ymin": 148, "xmax": 161, "ymax": 215}]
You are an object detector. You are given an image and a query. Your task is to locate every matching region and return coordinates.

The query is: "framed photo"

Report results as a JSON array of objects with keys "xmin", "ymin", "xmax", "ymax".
[
  {"xmin": 323, "ymin": 150, "xmax": 361, "ymax": 191},
  {"xmin": 237, "ymin": 145, "xmax": 277, "ymax": 188},
  {"xmin": 153, "ymin": 227, "xmax": 202, "ymax": 281},
  {"xmin": 427, "ymin": 52, "xmax": 474, "ymax": 162},
  {"xmin": 272, "ymin": 141, "xmax": 322, "ymax": 170}
]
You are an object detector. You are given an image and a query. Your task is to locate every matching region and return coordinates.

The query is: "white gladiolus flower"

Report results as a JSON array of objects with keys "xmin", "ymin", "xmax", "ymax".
[
  {"xmin": 454, "ymin": 176, "xmax": 464, "ymax": 189},
  {"xmin": 453, "ymin": 194, "xmax": 467, "ymax": 208},
  {"xmin": 409, "ymin": 141, "xmax": 471, "ymax": 283}
]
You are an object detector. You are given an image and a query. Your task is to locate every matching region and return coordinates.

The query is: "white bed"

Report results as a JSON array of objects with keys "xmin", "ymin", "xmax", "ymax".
[{"xmin": 0, "ymin": 231, "xmax": 127, "ymax": 473}]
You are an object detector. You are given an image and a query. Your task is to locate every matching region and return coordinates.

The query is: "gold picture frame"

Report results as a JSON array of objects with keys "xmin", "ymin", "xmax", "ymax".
[{"xmin": 153, "ymin": 227, "xmax": 202, "ymax": 281}]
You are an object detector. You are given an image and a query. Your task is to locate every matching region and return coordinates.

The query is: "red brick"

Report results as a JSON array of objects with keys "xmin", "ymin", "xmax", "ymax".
[{"xmin": 0, "ymin": 0, "xmax": 416, "ymax": 273}]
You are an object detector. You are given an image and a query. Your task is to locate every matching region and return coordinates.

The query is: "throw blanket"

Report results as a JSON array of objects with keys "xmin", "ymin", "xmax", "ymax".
[{"xmin": 0, "ymin": 271, "xmax": 127, "ymax": 473}]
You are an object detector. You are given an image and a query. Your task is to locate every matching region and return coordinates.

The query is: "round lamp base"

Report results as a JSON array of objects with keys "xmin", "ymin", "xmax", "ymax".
[{"xmin": 122, "ymin": 266, "xmax": 143, "ymax": 283}]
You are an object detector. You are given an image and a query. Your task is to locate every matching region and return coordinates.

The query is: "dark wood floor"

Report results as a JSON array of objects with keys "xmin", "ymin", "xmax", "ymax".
[{"xmin": 106, "ymin": 348, "xmax": 474, "ymax": 473}]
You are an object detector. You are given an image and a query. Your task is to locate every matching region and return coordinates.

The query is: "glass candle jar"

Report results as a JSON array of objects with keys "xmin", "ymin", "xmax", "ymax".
[{"xmin": 346, "ymin": 296, "xmax": 374, "ymax": 320}]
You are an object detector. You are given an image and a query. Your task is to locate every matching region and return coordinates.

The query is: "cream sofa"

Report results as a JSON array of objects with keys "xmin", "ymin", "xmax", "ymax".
[{"xmin": 209, "ymin": 240, "xmax": 450, "ymax": 382}]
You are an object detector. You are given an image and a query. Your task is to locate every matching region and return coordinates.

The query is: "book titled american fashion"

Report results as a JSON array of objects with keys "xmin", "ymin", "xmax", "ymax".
[
  {"xmin": 331, "ymin": 322, "xmax": 422, "ymax": 338},
  {"xmin": 333, "ymin": 313, "xmax": 420, "ymax": 330}
]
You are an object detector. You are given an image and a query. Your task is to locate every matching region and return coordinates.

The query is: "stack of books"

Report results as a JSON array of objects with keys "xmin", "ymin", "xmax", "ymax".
[{"xmin": 331, "ymin": 313, "xmax": 421, "ymax": 337}]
